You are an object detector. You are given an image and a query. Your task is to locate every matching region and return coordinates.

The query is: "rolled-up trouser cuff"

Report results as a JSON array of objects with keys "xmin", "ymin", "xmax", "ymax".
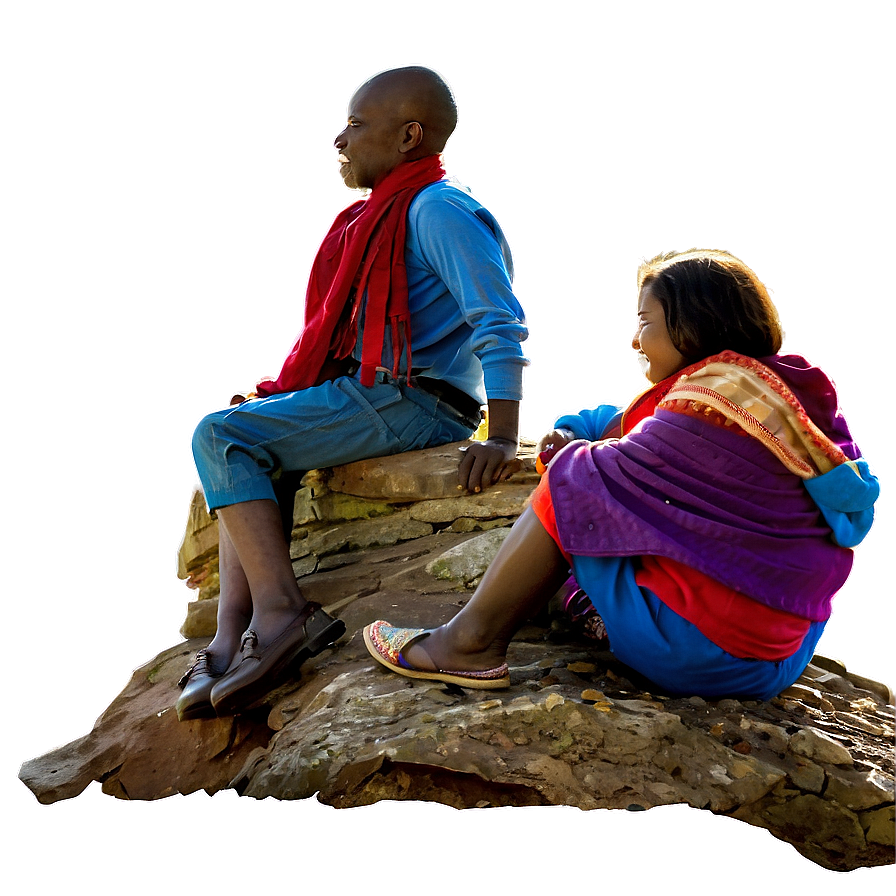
[{"xmin": 192, "ymin": 373, "xmax": 475, "ymax": 512}]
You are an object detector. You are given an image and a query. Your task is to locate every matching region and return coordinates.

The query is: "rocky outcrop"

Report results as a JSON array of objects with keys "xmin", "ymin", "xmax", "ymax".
[
  {"xmin": 175, "ymin": 440, "xmax": 539, "ymax": 638},
  {"xmin": 19, "ymin": 441, "xmax": 894, "ymax": 872}
]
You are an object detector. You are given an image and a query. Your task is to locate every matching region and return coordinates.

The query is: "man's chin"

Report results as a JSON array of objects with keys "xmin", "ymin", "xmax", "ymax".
[{"xmin": 341, "ymin": 176, "xmax": 368, "ymax": 192}]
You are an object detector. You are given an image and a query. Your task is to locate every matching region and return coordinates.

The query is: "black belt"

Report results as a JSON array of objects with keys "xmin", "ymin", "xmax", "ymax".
[{"xmin": 415, "ymin": 376, "xmax": 483, "ymax": 422}]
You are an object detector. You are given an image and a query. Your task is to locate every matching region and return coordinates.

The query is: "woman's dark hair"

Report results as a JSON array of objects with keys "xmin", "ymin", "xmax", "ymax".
[{"xmin": 637, "ymin": 249, "xmax": 783, "ymax": 362}]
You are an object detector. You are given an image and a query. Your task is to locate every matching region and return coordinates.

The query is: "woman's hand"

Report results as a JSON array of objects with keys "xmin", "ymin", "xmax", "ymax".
[{"xmin": 536, "ymin": 428, "xmax": 575, "ymax": 465}]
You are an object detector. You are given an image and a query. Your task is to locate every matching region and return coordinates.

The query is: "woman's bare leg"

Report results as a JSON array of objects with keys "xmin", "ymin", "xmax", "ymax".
[{"xmin": 403, "ymin": 507, "xmax": 569, "ymax": 671}]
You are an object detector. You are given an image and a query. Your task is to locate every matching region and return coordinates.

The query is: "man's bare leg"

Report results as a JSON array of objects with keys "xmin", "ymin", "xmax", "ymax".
[
  {"xmin": 403, "ymin": 507, "xmax": 569, "ymax": 672},
  {"xmin": 215, "ymin": 498, "xmax": 308, "ymax": 660},
  {"xmin": 204, "ymin": 526, "xmax": 252, "ymax": 673}
]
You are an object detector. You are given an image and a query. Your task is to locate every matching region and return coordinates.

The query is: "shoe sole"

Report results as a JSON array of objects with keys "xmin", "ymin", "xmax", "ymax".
[{"xmin": 176, "ymin": 698, "xmax": 218, "ymax": 722}]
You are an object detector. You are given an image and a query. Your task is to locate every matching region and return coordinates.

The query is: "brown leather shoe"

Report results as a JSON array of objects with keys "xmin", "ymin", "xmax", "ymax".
[
  {"xmin": 175, "ymin": 649, "xmax": 223, "ymax": 721},
  {"xmin": 210, "ymin": 602, "xmax": 345, "ymax": 716}
]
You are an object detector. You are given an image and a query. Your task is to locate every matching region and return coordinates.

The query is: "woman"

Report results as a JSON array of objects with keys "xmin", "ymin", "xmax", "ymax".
[{"xmin": 363, "ymin": 249, "xmax": 878, "ymax": 700}]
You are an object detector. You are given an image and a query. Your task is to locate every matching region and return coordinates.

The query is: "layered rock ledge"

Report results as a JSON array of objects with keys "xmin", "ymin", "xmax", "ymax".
[{"xmin": 19, "ymin": 441, "xmax": 894, "ymax": 872}]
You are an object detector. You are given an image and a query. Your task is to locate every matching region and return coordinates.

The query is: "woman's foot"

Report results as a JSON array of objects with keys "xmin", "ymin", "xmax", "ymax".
[
  {"xmin": 364, "ymin": 621, "xmax": 510, "ymax": 689},
  {"xmin": 401, "ymin": 622, "xmax": 508, "ymax": 675}
]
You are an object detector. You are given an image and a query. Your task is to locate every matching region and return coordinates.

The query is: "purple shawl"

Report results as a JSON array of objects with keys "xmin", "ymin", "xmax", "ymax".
[{"xmin": 548, "ymin": 354, "xmax": 856, "ymax": 621}]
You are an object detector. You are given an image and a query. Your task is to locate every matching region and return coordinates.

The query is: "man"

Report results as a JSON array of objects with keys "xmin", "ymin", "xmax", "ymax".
[{"xmin": 177, "ymin": 66, "xmax": 528, "ymax": 720}]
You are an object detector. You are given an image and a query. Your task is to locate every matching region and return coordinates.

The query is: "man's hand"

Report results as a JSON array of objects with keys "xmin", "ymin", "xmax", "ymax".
[
  {"xmin": 458, "ymin": 437, "xmax": 519, "ymax": 493},
  {"xmin": 229, "ymin": 392, "xmax": 257, "ymax": 406},
  {"xmin": 457, "ymin": 398, "xmax": 520, "ymax": 493}
]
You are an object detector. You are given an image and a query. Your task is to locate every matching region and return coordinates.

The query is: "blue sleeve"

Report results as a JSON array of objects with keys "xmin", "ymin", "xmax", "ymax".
[
  {"xmin": 408, "ymin": 187, "xmax": 528, "ymax": 400},
  {"xmin": 554, "ymin": 405, "xmax": 623, "ymax": 441},
  {"xmin": 804, "ymin": 458, "xmax": 880, "ymax": 548}
]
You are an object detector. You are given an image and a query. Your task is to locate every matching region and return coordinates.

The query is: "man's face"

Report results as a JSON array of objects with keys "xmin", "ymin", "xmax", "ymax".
[{"xmin": 334, "ymin": 84, "xmax": 404, "ymax": 190}]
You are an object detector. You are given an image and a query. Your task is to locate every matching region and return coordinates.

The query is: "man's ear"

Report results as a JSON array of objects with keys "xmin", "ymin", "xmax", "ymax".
[{"xmin": 398, "ymin": 121, "xmax": 424, "ymax": 154}]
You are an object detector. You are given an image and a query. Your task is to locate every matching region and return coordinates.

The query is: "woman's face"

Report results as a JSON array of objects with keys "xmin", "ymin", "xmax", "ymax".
[{"xmin": 632, "ymin": 283, "xmax": 687, "ymax": 384}]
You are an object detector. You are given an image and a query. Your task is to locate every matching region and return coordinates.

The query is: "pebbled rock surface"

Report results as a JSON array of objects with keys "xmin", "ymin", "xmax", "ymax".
[{"xmin": 19, "ymin": 441, "xmax": 895, "ymax": 872}]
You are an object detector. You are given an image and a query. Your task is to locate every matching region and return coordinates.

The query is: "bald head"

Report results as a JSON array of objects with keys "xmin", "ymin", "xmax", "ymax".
[
  {"xmin": 356, "ymin": 66, "xmax": 457, "ymax": 155},
  {"xmin": 335, "ymin": 67, "xmax": 457, "ymax": 190}
]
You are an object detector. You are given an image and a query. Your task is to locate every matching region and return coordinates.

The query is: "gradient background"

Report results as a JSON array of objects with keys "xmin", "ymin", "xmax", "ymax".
[{"xmin": 4, "ymin": 2, "xmax": 893, "ymax": 891}]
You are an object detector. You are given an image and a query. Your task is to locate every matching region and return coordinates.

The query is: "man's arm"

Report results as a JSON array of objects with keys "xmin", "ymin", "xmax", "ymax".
[{"xmin": 458, "ymin": 397, "xmax": 519, "ymax": 493}]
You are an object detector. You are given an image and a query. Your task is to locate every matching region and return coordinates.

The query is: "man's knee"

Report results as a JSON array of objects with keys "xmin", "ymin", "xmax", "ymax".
[{"xmin": 192, "ymin": 410, "xmax": 226, "ymax": 461}]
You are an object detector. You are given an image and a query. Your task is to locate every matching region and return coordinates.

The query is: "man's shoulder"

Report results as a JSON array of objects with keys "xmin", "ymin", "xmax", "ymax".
[
  {"xmin": 410, "ymin": 178, "xmax": 485, "ymax": 217},
  {"xmin": 408, "ymin": 179, "xmax": 505, "ymax": 243}
]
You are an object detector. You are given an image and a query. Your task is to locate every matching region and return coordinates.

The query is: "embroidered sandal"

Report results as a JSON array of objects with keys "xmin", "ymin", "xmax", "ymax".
[{"xmin": 363, "ymin": 620, "xmax": 510, "ymax": 689}]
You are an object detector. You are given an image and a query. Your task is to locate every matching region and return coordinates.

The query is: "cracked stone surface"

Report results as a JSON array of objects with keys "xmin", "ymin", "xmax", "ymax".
[{"xmin": 19, "ymin": 443, "xmax": 895, "ymax": 872}]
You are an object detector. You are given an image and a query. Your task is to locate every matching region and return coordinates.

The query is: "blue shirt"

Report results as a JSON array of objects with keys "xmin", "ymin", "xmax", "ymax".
[{"xmin": 357, "ymin": 180, "xmax": 529, "ymax": 403}]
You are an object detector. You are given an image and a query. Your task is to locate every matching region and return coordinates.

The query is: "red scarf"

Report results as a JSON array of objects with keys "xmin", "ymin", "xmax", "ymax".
[{"xmin": 255, "ymin": 156, "xmax": 446, "ymax": 396}]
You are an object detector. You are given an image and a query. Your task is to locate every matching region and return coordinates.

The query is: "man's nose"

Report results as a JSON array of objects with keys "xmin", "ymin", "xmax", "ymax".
[
  {"xmin": 334, "ymin": 130, "xmax": 347, "ymax": 149},
  {"xmin": 631, "ymin": 332, "xmax": 641, "ymax": 351}
]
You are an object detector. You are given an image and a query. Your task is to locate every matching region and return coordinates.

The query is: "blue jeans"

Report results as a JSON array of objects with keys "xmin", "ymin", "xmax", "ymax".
[{"xmin": 192, "ymin": 373, "xmax": 477, "ymax": 511}]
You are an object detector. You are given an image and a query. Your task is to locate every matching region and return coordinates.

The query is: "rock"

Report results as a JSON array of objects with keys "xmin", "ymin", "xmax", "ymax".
[
  {"xmin": 847, "ymin": 672, "xmax": 893, "ymax": 703},
  {"xmin": 20, "ymin": 530, "xmax": 894, "ymax": 871},
  {"xmin": 544, "ymin": 692, "xmax": 565, "ymax": 711},
  {"xmin": 292, "ymin": 511, "xmax": 434, "ymax": 558},
  {"xmin": 180, "ymin": 595, "xmax": 219, "ymax": 639},
  {"xmin": 789, "ymin": 727, "xmax": 854, "ymax": 766},
  {"xmin": 20, "ymin": 441, "xmax": 895, "ymax": 873},
  {"xmin": 778, "ymin": 683, "xmax": 835, "ymax": 713},
  {"xmin": 410, "ymin": 484, "xmax": 535, "ymax": 523},
  {"xmin": 862, "ymin": 806, "xmax": 895, "ymax": 847},
  {"xmin": 447, "ymin": 516, "xmax": 516, "ymax": 533},
  {"xmin": 176, "ymin": 489, "xmax": 219, "ymax": 580},
  {"xmin": 18, "ymin": 643, "xmax": 271, "ymax": 803},
  {"xmin": 787, "ymin": 758, "xmax": 825, "ymax": 793},
  {"xmin": 811, "ymin": 655, "xmax": 849, "ymax": 677},
  {"xmin": 824, "ymin": 767, "xmax": 894, "ymax": 812},
  {"xmin": 296, "ymin": 488, "xmax": 397, "ymax": 524},
  {"xmin": 326, "ymin": 441, "xmax": 471, "ymax": 500},
  {"xmin": 425, "ymin": 528, "xmax": 511, "ymax": 585},
  {"xmin": 745, "ymin": 793, "xmax": 869, "ymax": 869},
  {"xmin": 739, "ymin": 718, "xmax": 790, "ymax": 753},
  {"xmin": 326, "ymin": 440, "xmax": 536, "ymax": 500}
]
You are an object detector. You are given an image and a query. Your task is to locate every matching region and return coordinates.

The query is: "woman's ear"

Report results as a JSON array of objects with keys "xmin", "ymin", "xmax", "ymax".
[{"xmin": 399, "ymin": 121, "xmax": 424, "ymax": 154}]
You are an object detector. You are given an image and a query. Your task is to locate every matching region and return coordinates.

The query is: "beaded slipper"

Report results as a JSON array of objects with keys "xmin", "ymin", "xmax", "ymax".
[{"xmin": 363, "ymin": 620, "xmax": 510, "ymax": 689}]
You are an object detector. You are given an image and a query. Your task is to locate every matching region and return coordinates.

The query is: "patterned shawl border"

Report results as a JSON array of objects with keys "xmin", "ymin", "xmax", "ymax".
[{"xmin": 659, "ymin": 353, "xmax": 850, "ymax": 480}]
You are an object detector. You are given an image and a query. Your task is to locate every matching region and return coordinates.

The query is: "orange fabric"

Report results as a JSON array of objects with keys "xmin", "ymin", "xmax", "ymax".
[{"xmin": 530, "ymin": 472, "xmax": 571, "ymax": 563}]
